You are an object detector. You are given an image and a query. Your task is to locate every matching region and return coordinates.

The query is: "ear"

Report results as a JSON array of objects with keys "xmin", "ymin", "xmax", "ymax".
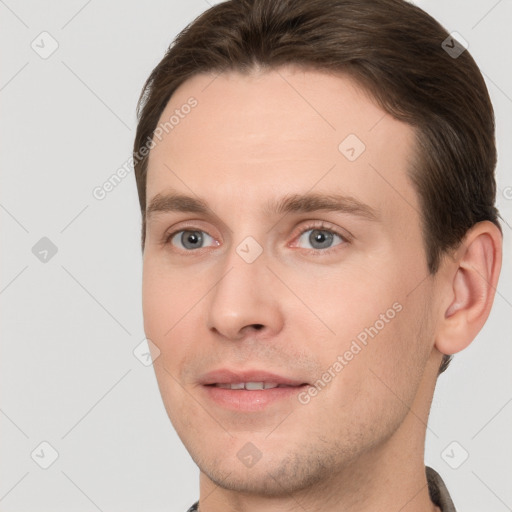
[{"xmin": 434, "ymin": 220, "xmax": 503, "ymax": 356}]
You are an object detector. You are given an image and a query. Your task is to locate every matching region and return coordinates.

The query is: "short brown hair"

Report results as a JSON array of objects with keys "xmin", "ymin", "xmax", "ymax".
[{"xmin": 133, "ymin": 0, "xmax": 503, "ymax": 374}]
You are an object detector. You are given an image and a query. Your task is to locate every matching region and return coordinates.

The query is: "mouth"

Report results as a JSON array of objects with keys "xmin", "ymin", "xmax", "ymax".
[
  {"xmin": 200, "ymin": 369, "xmax": 310, "ymax": 412},
  {"xmin": 206, "ymin": 382, "xmax": 307, "ymax": 390},
  {"xmin": 200, "ymin": 368, "xmax": 308, "ymax": 387},
  {"xmin": 202, "ymin": 383, "xmax": 309, "ymax": 412}
]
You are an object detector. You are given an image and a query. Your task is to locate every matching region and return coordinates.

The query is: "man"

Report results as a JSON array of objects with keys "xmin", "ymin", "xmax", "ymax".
[{"xmin": 132, "ymin": 1, "xmax": 503, "ymax": 510}]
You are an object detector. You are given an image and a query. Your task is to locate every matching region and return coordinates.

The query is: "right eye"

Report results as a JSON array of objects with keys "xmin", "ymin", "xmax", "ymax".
[{"xmin": 166, "ymin": 229, "xmax": 218, "ymax": 251}]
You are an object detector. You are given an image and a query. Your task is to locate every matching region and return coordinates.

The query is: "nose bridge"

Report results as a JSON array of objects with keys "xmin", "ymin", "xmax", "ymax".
[{"xmin": 206, "ymin": 235, "xmax": 283, "ymax": 339}]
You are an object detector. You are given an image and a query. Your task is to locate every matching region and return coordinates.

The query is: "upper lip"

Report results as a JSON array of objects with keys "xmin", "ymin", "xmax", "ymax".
[{"xmin": 200, "ymin": 368, "xmax": 308, "ymax": 386}]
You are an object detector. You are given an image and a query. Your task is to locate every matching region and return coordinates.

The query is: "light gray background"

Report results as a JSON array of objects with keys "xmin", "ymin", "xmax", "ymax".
[{"xmin": 1, "ymin": 1, "xmax": 511, "ymax": 511}]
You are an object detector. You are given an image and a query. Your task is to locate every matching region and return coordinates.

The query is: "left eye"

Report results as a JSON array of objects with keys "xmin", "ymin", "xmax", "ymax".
[{"xmin": 296, "ymin": 228, "xmax": 344, "ymax": 250}]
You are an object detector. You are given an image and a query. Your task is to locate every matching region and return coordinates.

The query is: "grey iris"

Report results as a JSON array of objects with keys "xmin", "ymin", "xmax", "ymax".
[
  {"xmin": 181, "ymin": 230, "xmax": 203, "ymax": 249},
  {"xmin": 310, "ymin": 229, "xmax": 333, "ymax": 249}
]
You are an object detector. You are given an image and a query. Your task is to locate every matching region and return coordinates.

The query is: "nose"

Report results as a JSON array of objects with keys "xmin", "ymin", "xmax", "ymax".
[{"xmin": 206, "ymin": 244, "xmax": 285, "ymax": 341}]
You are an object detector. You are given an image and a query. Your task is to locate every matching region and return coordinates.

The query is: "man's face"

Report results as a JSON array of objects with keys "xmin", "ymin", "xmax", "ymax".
[{"xmin": 142, "ymin": 67, "xmax": 442, "ymax": 495}]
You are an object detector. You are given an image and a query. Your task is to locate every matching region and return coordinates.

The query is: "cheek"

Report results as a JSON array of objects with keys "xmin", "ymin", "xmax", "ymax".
[
  {"xmin": 142, "ymin": 268, "xmax": 171, "ymax": 341},
  {"xmin": 142, "ymin": 260, "xmax": 212, "ymax": 391},
  {"xmin": 298, "ymin": 260, "xmax": 430, "ymax": 401},
  {"xmin": 142, "ymin": 263, "xmax": 197, "ymax": 428},
  {"xmin": 287, "ymin": 263, "xmax": 400, "ymax": 345},
  {"xmin": 341, "ymin": 294, "xmax": 432, "ymax": 416},
  {"xmin": 142, "ymin": 259, "xmax": 201, "ymax": 339},
  {"xmin": 306, "ymin": 304, "xmax": 430, "ymax": 450},
  {"xmin": 142, "ymin": 270, "xmax": 184, "ymax": 386}
]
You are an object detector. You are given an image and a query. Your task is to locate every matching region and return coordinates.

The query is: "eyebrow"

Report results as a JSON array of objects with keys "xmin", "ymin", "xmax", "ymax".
[{"xmin": 145, "ymin": 191, "xmax": 379, "ymax": 222}]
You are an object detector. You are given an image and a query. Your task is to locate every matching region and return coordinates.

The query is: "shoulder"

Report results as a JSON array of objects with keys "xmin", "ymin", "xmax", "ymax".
[
  {"xmin": 185, "ymin": 501, "xmax": 199, "ymax": 512},
  {"xmin": 426, "ymin": 466, "xmax": 457, "ymax": 512}
]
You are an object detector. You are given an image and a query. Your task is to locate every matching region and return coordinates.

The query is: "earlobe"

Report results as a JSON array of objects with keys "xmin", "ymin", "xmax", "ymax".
[{"xmin": 434, "ymin": 221, "xmax": 502, "ymax": 356}]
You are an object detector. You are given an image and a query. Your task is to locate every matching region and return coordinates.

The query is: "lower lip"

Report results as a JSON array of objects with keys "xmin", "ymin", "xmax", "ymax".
[{"xmin": 202, "ymin": 385, "xmax": 309, "ymax": 412}]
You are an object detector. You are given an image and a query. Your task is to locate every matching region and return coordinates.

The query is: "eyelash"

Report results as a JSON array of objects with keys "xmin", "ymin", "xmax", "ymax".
[{"xmin": 163, "ymin": 221, "xmax": 351, "ymax": 255}]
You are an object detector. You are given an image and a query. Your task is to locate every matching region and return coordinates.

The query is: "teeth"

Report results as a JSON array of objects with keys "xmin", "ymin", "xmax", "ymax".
[
  {"xmin": 214, "ymin": 382, "xmax": 281, "ymax": 390},
  {"xmin": 245, "ymin": 382, "xmax": 264, "ymax": 390}
]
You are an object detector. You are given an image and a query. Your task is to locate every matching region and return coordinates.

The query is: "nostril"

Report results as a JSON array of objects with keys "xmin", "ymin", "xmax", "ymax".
[{"xmin": 252, "ymin": 324, "xmax": 264, "ymax": 330}]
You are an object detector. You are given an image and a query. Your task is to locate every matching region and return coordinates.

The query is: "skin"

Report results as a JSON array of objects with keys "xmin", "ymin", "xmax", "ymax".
[{"xmin": 142, "ymin": 66, "xmax": 502, "ymax": 511}]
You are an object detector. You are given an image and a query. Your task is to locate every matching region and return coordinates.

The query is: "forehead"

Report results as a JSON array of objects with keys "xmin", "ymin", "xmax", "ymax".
[{"xmin": 145, "ymin": 67, "xmax": 420, "ymax": 225}]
